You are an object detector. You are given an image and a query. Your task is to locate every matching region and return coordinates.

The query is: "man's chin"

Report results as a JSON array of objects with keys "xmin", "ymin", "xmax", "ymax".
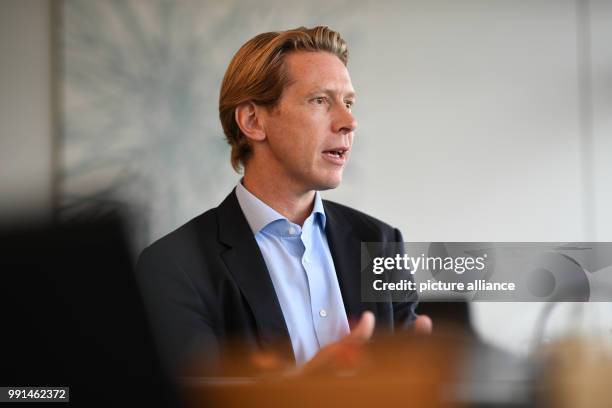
[{"xmin": 313, "ymin": 175, "xmax": 343, "ymax": 191}]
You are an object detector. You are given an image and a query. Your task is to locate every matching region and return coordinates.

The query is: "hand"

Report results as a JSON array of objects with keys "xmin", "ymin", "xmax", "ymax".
[
  {"xmin": 289, "ymin": 310, "xmax": 374, "ymax": 377},
  {"xmin": 296, "ymin": 312, "xmax": 432, "ymax": 376},
  {"xmin": 251, "ymin": 312, "xmax": 432, "ymax": 377}
]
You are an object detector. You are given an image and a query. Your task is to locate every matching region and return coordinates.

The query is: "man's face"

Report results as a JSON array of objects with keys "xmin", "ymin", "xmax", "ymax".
[{"xmin": 260, "ymin": 51, "xmax": 357, "ymax": 192}]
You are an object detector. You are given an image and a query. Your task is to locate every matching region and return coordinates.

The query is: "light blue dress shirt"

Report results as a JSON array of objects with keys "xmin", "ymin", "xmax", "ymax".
[{"xmin": 235, "ymin": 182, "xmax": 350, "ymax": 365}]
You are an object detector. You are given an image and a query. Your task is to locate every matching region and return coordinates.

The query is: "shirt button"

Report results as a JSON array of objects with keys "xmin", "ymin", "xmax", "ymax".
[
  {"xmin": 288, "ymin": 226, "xmax": 296, "ymax": 235},
  {"xmin": 319, "ymin": 309, "xmax": 327, "ymax": 318}
]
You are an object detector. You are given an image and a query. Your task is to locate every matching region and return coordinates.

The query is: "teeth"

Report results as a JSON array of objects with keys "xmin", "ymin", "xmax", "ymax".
[{"xmin": 325, "ymin": 150, "xmax": 345, "ymax": 158}]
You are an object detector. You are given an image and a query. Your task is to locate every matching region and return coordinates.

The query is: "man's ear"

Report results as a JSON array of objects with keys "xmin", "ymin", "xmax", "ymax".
[{"xmin": 235, "ymin": 101, "xmax": 266, "ymax": 142}]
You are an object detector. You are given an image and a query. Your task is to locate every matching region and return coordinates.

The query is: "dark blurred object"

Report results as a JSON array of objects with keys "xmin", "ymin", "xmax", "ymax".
[
  {"xmin": 416, "ymin": 301, "xmax": 474, "ymax": 336},
  {"xmin": 415, "ymin": 302, "xmax": 538, "ymax": 407},
  {"xmin": 0, "ymin": 213, "xmax": 179, "ymax": 407}
]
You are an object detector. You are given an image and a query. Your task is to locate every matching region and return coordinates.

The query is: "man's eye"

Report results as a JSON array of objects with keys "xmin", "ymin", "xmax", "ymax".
[
  {"xmin": 345, "ymin": 101, "xmax": 354, "ymax": 109},
  {"xmin": 312, "ymin": 97, "xmax": 326, "ymax": 105}
]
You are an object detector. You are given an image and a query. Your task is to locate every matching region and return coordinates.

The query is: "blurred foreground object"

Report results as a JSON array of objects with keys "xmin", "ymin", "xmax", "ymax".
[
  {"xmin": 0, "ymin": 213, "xmax": 179, "ymax": 407},
  {"xmin": 182, "ymin": 325, "xmax": 537, "ymax": 408},
  {"xmin": 540, "ymin": 337, "xmax": 612, "ymax": 408}
]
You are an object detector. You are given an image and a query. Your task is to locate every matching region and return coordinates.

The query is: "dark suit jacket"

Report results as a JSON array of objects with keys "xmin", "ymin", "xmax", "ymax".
[{"xmin": 136, "ymin": 190, "xmax": 417, "ymax": 374}]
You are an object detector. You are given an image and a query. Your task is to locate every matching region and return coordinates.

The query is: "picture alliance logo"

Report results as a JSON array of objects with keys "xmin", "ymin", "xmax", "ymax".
[
  {"xmin": 372, "ymin": 253, "xmax": 488, "ymax": 275},
  {"xmin": 364, "ymin": 242, "xmax": 612, "ymax": 302}
]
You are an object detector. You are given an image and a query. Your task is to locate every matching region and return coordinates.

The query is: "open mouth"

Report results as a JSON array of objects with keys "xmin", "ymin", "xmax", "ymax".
[{"xmin": 323, "ymin": 149, "xmax": 348, "ymax": 159}]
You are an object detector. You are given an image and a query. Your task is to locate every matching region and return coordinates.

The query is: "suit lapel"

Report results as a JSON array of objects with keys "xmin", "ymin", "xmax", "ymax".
[
  {"xmin": 324, "ymin": 202, "xmax": 367, "ymax": 322},
  {"xmin": 216, "ymin": 190, "xmax": 294, "ymax": 361}
]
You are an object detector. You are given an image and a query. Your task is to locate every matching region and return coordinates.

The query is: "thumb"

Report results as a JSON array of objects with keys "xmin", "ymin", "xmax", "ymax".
[
  {"xmin": 348, "ymin": 311, "xmax": 375, "ymax": 342},
  {"xmin": 413, "ymin": 314, "xmax": 433, "ymax": 334}
]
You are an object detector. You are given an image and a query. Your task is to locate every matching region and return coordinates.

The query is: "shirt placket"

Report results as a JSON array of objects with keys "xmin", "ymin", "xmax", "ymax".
[{"xmin": 301, "ymin": 221, "xmax": 333, "ymax": 348}]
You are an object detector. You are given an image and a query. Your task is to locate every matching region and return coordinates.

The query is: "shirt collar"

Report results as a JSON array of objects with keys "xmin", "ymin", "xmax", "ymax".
[
  {"xmin": 311, "ymin": 191, "xmax": 327, "ymax": 229},
  {"xmin": 235, "ymin": 181, "xmax": 326, "ymax": 234}
]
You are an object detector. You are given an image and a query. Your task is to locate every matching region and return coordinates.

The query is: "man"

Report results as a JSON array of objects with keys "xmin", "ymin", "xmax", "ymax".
[{"xmin": 137, "ymin": 26, "xmax": 429, "ymax": 376}]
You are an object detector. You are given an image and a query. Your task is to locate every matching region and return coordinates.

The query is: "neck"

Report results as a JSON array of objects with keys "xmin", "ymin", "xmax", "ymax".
[{"xmin": 242, "ymin": 166, "xmax": 315, "ymax": 226}]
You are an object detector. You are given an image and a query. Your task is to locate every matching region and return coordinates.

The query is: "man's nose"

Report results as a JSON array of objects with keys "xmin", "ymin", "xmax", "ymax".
[{"xmin": 332, "ymin": 104, "xmax": 357, "ymax": 134}]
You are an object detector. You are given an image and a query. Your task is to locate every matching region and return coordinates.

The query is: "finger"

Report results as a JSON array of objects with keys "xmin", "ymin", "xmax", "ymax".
[
  {"xmin": 250, "ymin": 351, "xmax": 286, "ymax": 371},
  {"xmin": 413, "ymin": 314, "xmax": 433, "ymax": 334},
  {"xmin": 348, "ymin": 310, "xmax": 375, "ymax": 342}
]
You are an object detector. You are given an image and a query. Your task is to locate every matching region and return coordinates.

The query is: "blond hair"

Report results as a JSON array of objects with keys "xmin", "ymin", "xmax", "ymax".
[{"xmin": 219, "ymin": 26, "xmax": 349, "ymax": 172}]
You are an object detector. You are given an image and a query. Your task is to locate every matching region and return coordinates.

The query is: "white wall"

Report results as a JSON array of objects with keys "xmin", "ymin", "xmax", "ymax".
[
  {"xmin": 0, "ymin": 0, "xmax": 53, "ymax": 224},
  {"xmin": 591, "ymin": 0, "xmax": 612, "ymax": 242},
  {"xmin": 327, "ymin": 0, "xmax": 585, "ymax": 244}
]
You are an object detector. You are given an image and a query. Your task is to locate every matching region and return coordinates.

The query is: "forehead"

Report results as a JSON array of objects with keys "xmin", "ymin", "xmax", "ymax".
[{"xmin": 283, "ymin": 51, "xmax": 354, "ymax": 94}]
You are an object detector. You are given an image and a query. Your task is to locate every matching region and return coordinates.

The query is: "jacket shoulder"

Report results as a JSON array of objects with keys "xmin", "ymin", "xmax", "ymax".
[
  {"xmin": 322, "ymin": 200, "xmax": 400, "ymax": 240},
  {"xmin": 140, "ymin": 207, "xmax": 219, "ymax": 261}
]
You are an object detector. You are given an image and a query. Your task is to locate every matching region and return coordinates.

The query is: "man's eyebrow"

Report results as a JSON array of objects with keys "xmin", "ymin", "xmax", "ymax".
[{"xmin": 309, "ymin": 88, "xmax": 357, "ymax": 99}]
